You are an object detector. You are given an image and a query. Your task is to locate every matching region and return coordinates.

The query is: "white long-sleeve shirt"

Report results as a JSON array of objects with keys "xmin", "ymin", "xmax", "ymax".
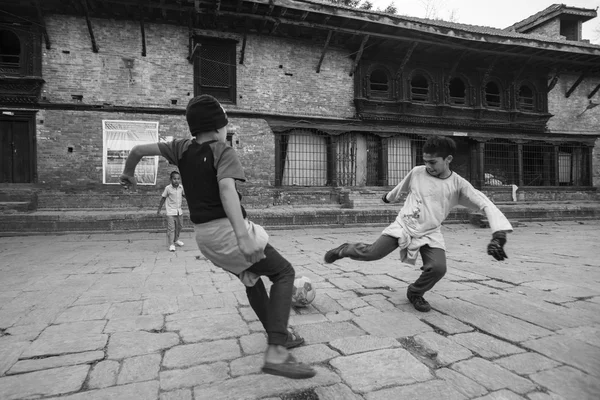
[{"xmin": 382, "ymin": 166, "xmax": 513, "ymax": 264}]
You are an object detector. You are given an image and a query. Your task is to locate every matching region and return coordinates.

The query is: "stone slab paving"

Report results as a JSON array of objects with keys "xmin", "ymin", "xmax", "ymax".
[{"xmin": 1, "ymin": 221, "xmax": 599, "ymax": 399}]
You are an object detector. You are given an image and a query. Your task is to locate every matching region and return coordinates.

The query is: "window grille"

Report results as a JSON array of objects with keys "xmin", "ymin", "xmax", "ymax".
[
  {"xmin": 387, "ymin": 136, "xmax": 424, "ymax": 183},
  {"xmin": 522, "ymin": 143, "xmax": 556, "ymax": 186},
  {"xmin": 557, "ymin": 144, "xmax": 588, "ymax": 186},
  {"xmin": 410, "ymin": 74, "xmax": 429, "ymax": 102},
  {"xmin": 275, "ymin": 131, "xmax": 425, "ymax": 187},
  {"xmin": 0, "ymin": 30, "xmax": 20, "ymax": 70},
  {"xmin": 485, "ymin": 81, "xmax": 501, "ymax": 108},
  {"xmin": 484, "ymin": 141, "xmax": 518, "ymax": 185},
  {"xmin": 448, "ymin": 77, "xmax": 466, "ymax": 105},
  {"xmin": 518, "ymin": 85, "xmax": 534, "ymax": 111},
  {"xmin": 369, "ymin": 69, "xmax": 390, "ymax": 98},
  {"xmin": 194, "ymin": 40, "xmax": 236, "ymax": 103},
  {"xmin": 277, "ymin": 130, "xmax": 330, "ymax": 186},
  {"xmin": 366, "ymin": 134, "xmax": 383, "ymax": 185},
  {"xmin": 336, "ymin": 133, "xmax": 357, "ymax": 186}
]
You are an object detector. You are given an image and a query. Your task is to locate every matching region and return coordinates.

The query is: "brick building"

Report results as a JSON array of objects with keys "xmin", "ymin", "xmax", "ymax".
[{"xmin": 0, "ymin": 0, "xmax": 599, "ymax": 210}]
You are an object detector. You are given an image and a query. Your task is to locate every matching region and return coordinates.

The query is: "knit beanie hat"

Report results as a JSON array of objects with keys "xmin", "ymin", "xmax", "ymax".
[{"xmin": 186, "ymin": 95, "xmax": 228, "ymax": 136}]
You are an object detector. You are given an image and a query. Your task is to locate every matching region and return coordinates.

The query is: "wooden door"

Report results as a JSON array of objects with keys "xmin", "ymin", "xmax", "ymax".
[{"xmin": 0, "ymin": 119, "xmax": 33, "ymax": 183}]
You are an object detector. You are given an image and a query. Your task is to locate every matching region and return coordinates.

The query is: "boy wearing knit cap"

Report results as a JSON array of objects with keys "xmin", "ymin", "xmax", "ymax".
[{"xmin": 120, "ymin": 95, "xmax": 315, "ymax": 380}]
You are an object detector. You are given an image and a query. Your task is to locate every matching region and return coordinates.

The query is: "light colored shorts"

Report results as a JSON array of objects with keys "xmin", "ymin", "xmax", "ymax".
[{"xmin": 193, "ymin": 218, "xmax": 268, "ymax": 286}]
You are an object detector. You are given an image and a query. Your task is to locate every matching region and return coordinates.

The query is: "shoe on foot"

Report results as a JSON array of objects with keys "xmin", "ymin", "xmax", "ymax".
[
  {"xmin": 262, "ymin": 354, "xmax": 316, "ymax": 379},
  {"xmin": 169, "ymin": 244, "xmax": 176, "ymax": 252},
  {"xmin": 285, "ymin": 332, "xmax": 305, "ymax": 349},
  {"xmin": 324, "ymin": 243, "xmax": 348, "ymax": 263},
  {"xmin": 408, "ymin": 294, "xmax": 431, "ymax": 312},
  {"xmin": 175, "ymin": 240, "xmax": 184, "ymax": 247}
]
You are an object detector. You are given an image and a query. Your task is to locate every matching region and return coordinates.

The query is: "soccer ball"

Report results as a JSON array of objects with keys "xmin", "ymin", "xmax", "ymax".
[{"xmin": 291, "ymin": 276, "xmax": 316, "ymax": 307}]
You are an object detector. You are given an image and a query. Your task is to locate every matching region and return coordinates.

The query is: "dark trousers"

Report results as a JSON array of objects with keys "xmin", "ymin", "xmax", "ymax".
[
  {"xmin": 244, "ymin": 244, "xmax": 295, "ymax": 347},
  {"xmin": 341, "ymin": 235, "xmax": 447, "ymax": 297}
]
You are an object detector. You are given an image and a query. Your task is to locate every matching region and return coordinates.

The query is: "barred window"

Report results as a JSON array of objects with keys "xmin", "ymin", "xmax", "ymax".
[
  {"xmin": 485, "ymin": 81, "xmax": 502, "ymax": 108},
  {"xmin": 448, "ymin": 77, "xmax": 466, "ymax": 105},
  {"xmin": 194, "ymin": 38, "xmax": 236, "ymax": 104},
  {"xmin": 484, "ymin": 141, "xmax": 518, "ymax": 186},
  {"xmin": 0, "ymin": 30, "xmax": 20, "ymax": 70},
  {"xmin": 275, "ymin": 130, "xmax": 425, "ymax": 187},
  {"xmin": 369, "ymin": 68, "xmax": 390, "ymax": 99},
  {"xmin": 517, "ymin": 84, "xmax": 535, "ymax": 111},
  {"xmin": 410, "ymin": 74, "xmax": 430, "ymax": 102}
]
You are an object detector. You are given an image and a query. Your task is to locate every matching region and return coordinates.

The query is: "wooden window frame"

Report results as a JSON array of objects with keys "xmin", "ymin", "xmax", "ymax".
[{"xmin": 193, "ymin": 37, "xmax": 237, "ymax": 104}]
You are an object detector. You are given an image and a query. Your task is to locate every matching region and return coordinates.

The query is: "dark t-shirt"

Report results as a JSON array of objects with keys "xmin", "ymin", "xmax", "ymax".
[{"xmin": 158, "ymin": 139, "xmax": 247, "ymax": 224}]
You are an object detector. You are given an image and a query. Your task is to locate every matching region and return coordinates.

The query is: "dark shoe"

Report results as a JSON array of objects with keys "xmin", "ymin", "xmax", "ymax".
[
  {"xmin": 408, "ymin": 294, "xmax": 431, "ymax": 312},
  {"xmin": 262, "ymin": 354, "xmax": 316, "ymax": 379},
  {"xmin": 324, "ymin": 243, "xmax": 348, "ymax": 263},
  {"xmin": 285, "ymin": 332, "xmax": 305, "ymax": 349}
]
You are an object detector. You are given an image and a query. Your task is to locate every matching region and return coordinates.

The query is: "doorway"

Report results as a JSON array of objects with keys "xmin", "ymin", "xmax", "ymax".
[{"xmin": 0, "ymin": 113, "xmax": 35, "ymax": 183}]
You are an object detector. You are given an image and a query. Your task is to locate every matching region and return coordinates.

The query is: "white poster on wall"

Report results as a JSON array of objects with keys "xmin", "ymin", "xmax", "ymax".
[{"xmin": 102, "ymin": 120, "xmax": 159, "ymax": 185}]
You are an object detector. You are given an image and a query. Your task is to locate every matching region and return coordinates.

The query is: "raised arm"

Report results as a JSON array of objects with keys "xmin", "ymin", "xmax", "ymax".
[
  {"xmin": 458, "ymin": 182, "xmax": 513, "ymax": 261},
  {"xmin": 119, "ymin": 143, "xmax": 161, "ymax": 190}
]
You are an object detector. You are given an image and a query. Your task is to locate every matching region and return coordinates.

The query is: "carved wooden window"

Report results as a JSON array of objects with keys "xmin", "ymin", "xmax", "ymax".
[
  {"xmin": 194, "ymin": 38, "xmax": 236, "ymax": 104},
  {"xmin": 448, "ymin": 77, "xmax": 466, "ymax": 105},
  {"xmin": 517, "ymin": 84, "xmax": 535, "ymax": 111},
  {"xmin": 484, "ymin": 81, "xmax": 502, "ymax": 108},
  {"xmin": 0, "ymin": 30, "xmax": 21, "ymax": 74},
  {"xmin": 368, "ymin": 68, "xmax": 390, "ymax": 99},
  {"xmin": 410, "ymin": 74, "xmax": 429, "ymax": 102}
]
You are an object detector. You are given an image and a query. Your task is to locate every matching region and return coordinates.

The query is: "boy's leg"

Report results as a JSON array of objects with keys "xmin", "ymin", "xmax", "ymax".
[
  {"xmin": 407, "ymin": 245, "xmax": 447, "ymax": 312},
  {"xmin": 166, "ymin": 216, "xmax": 175, "ymax": 247},
  {"xmin": 324, "ymin": 234, "xmax": 398, "ymax": 263},
  {"xmin": 245, "ymin": 244, "xmax": 295, "ymax": 347},
  {"xmin": 173, "ymin": 214, "xmax": 183, "ymax": 243}
]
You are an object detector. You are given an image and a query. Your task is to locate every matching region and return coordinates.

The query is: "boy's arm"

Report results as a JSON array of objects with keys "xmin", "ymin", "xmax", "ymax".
[
  {"xmin": 119, "ymin": 143, "xmax": 162, "ymax": 191},
  {"xmin": 458, "ymin": 183, "xmax": 512, "ymax": 261},
  {"xmin": 218, "ymin": 178, "xmax": 265, "ymax": 264},
  {"xmin": 157, "ymin": 196, "xmax": 166, "ymax": 214},
  {"xmin": 382, "ymin": 169, "xmax": 413, "ymax": 203}
]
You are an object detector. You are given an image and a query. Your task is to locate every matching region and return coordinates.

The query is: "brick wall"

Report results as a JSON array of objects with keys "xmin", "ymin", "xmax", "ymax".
[
  {"xmin": 35, "ymin": 14, "xmax": 356, "ymax": 200},
  {"xmin": 32, "ymin": 13, "xmax": 600, "ymax": 203},
  {"xmin": 42, "ymin": 15, "xmax": 355, "ymax": 117},
  {"xmin": 547, "ymin": 73, "xmax": 600, "ymax": 187},
  {"xmin": 527, "ymin": 18, "xmax": 563, "ymax": 39}
]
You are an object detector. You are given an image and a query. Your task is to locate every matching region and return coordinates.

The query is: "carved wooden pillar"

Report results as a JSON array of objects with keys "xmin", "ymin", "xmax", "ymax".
[
  {"xmin": 472, "ymin": 137, "xmax": 488, "ymax": 189},
  {"xmin": 553, "ymin": 145, "xmax": 559, "ymax": 186},
  {"xmin": 381, "ymin": 137, "xmax": 389, "ymax": 186},
  {"xmin": 514, "ymin": 141, "xmax": 526, "ymax": 187},
  {"xmin": 330, "ymin": 135, "xmax": 339, "ymax": 187},
  {"xmin": 586, "ymin": 145, "xmax": 594, "ymax": 186}
]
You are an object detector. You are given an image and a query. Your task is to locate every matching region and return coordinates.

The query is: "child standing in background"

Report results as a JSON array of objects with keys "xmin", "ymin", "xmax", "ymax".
[{"xmin": 158, "ymin": 171, "xmax": 185, "ymax": 252}]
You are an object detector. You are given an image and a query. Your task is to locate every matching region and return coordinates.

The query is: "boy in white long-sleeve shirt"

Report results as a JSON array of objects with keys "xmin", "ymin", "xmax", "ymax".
[{"xmin": 324, "ymin": 136, "xmax": 512, "ymax": 312}]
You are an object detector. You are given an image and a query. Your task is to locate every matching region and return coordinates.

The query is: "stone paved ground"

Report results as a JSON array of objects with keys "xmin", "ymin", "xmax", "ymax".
[{"xmin": 0, "ymin": 221, "xmax": 599, "ymax": 400}]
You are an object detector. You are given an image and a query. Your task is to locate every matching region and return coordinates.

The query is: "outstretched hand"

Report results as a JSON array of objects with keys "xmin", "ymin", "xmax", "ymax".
[
  {"xmin": 487, "ymin": 231, "xmax": 508, "ymax": 261},
  {"xmin": 119, "ymin": 174, "xmax": 138, "ymax": 192}
]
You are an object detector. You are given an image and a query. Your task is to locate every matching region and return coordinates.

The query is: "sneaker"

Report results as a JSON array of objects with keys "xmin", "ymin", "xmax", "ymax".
[
  {"xmin": 408, "ymin": 294, "xmax": 431, "ymax": 312},
  {"xmin": 175, "ymin": 240, "xmax": 184, "ymax": 247},
  {"xmin": 324, "ymin": 243, "xmax": 348, "ymax": 264},
  {"xmin": 169, "ymin": 244, "xmax": 176, "ymax": 252}
]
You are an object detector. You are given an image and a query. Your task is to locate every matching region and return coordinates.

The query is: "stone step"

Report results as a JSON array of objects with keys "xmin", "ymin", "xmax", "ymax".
[
  {"xmin": 1, "ymin": 202, "xmax": 599, "ymax": 236},
  {"xmin": 0, "ymin": 201, "xmax": 33, "ymax": 212}
]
